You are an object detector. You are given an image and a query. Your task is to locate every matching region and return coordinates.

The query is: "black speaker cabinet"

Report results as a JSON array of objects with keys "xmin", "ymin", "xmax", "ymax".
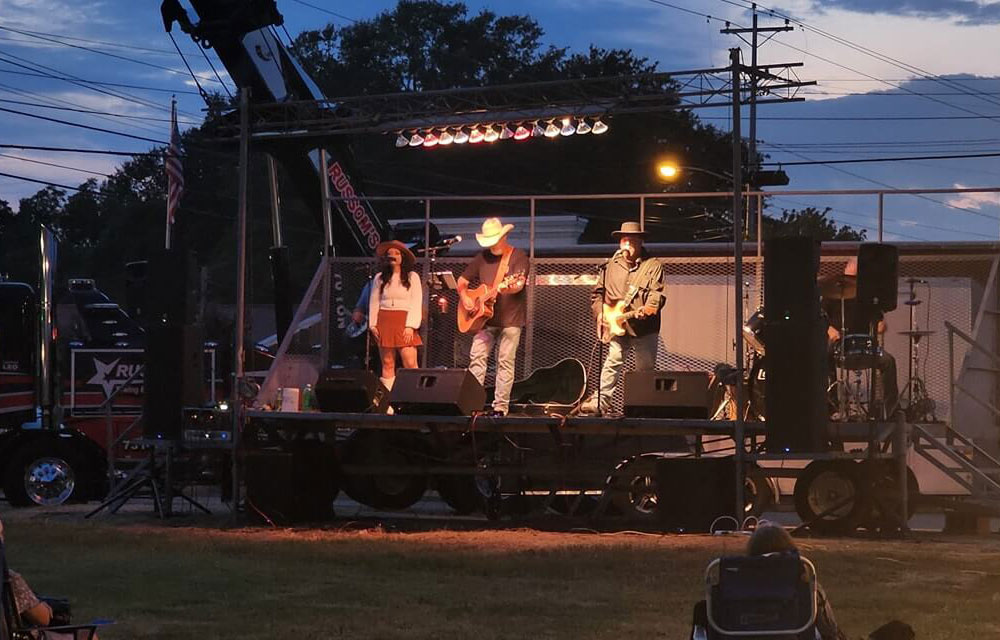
[
  {"xmin": 655, "ymin": 457, "xmax": 737, "ymax": 532},
  {"xmin": 244, "ymin": 445, "xmax": 337, "ymax": 524},
  {"xmin": 145, "ymin": 248, "xmax": 198, "ymax": 327},
  {"xmin": 315, "ymin": 368, "xmax": 388, "ymax": 413},
  {"xmin": 623, "ymin": 371, "xmax": 710, "ymax": 418},
  {"xmin": 763, "ymin": 319, "xmax": 828, "ymax": 453},
  {"xmin": 390, "ymin": 368, "xmax": 486, "ymax": 416},
  {"xmin": 143, "ymin": 323, "xmax": 205, "ymax": 440},
  {"xmin": 765, "ymin": 236, "xmax": 821, "ymax": 322},
  {"xmin": 857, "ymin": 243, "xmax": 899, "ymax": 312}
]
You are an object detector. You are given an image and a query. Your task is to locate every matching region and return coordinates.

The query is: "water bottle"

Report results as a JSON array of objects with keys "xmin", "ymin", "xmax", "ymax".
[{"xmin": 303, "ymin": 384, "xmax": 315, "ymax": 411}]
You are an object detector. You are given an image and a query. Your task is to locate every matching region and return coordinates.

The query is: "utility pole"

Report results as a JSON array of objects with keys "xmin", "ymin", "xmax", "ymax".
[{"xmin": 722, "ymin": 4, "xmax": 793, "ymax": 239}]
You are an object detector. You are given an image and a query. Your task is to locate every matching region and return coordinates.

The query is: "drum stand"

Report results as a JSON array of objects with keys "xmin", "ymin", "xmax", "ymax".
[{"xmin": 899, "ymin": 279, "xmax": 937, "ymax": 422}]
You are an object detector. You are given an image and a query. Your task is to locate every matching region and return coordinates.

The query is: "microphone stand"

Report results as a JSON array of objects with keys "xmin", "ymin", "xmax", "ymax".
[{"xmin": 594, "ymin": 254, "xmax": 617, "ymax": 418}]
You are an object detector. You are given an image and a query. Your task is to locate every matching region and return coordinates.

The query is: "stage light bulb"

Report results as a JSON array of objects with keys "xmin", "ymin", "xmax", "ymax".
[
  {"xmin": 395, "ymin": 132, "xmax": 409, "ymax": 148},
  {"xmin": 513, "ymin": 125, "xmax": 531, "ymax": 140},
  {"xmin": 422, "ymin": 131, "xmax": 439, "ymax": 147},
  {"xmin": 532, "ymin": 122, "xmax": 546, "ymax": 137},
  {"xmin": 439, "ymin": 129, "xmax": 454, "ymax": 145},
  {"xmin": 576, "ymin": 119, "xmax": 592, "ymax": 135},
  {"xmin": 469, "ymin": 127, "xmax": 484, "ymax": 143},
  {"xmin": 454, "ymin": 128, "xmax": 469, "ymax": 144},
  {"xmin": 408, "ymin": 131, "xmax": 424, "ymax": 146},
  {"xmin": 592, "ymin": 119, "xmax": 609, "ymax": 135},
  {"xmin": 560, "ymin": 117, "xmax": 575, "ymax": 136},
  {"xmin": 484, "ymin": 125, "xmax": 499, "ymax": 142},
  {"xmin": 499, "ymin": 124, "xmax": 514, "ymax": 140},
  {"xmin": 544, "ymin": 121, "xmax": 560, "ymax": 138}
]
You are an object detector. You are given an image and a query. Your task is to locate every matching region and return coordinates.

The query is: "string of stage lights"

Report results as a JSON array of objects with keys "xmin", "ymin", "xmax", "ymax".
[{"xmin": 394, "ymin": 116, "xmax": 609, "ymax": 149}]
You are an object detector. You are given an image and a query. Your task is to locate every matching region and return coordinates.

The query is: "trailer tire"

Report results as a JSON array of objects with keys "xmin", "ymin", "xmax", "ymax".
[
  {"xmin": 794, "ymin": 460, "xmax": 866, "ymax": 535},
  {"xmin": 3, "ymin": 440, "xmax": 80, "ymax": 507},
  {"xmin": 342, "ymin": 431, "xmax": 427, "ymax": 510}
]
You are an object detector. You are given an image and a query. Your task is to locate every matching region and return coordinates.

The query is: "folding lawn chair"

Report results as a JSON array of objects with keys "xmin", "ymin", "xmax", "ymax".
[{"xmin": 691, "ymin": 550, "xmax": 819, "ymax": 640}]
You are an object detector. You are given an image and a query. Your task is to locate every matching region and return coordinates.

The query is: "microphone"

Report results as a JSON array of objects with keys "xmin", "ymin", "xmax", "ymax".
[{"xmin": 415, "ymin": 235, "xmax": 462, "ymax": 254}]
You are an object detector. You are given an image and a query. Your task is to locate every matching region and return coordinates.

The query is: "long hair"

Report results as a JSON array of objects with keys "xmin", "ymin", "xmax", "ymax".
[
  {"xmin": 746, "ymin": 524, "xmax": 796, "ymax": 556},
  {"xmin": 379, "ymin": 257, "xmax": 415, "ymax": 294}
]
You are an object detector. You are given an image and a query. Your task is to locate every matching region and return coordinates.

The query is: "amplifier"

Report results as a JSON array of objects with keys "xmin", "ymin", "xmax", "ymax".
[
  {"xmin": 314, "ymin": 369, "xmax": 388, "ymax": 413},
  {"xmin": 655, "ymin": 456, "xmax": 737, "ymax": 532},
  {"xmin": 390, "ymin": 368, "xmax": 485, "ymax": 416},
  {"xmin": 623, "ymin": 371, "xmax": 710, "ymax": 418}
]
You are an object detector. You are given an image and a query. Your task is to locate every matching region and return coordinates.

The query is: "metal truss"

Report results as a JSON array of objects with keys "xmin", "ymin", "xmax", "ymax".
[{"xmin": 212, "ymin": 62, "xmax": 814, "ymax": 142}]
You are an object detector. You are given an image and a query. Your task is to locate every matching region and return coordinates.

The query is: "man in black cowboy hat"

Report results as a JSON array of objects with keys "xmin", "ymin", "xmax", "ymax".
[{"xmin": 581, "ymin": 221, "xmax": 665, "ymax": 414}]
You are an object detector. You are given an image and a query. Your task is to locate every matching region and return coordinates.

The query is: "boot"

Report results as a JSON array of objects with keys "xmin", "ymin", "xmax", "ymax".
[{"xmin": 380, "ymin": 376, "xmax": 395, "ymax": 415}]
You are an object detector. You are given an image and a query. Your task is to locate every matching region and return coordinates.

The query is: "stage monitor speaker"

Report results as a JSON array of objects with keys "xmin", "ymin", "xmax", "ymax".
[
  {"xmin": 390, "ymin": 368, "xmax": 485, "ymax": 416},
  {"xmin": 655, "ymin": 457, "xmax": 736, "ymax": 532},
  {"xmin": 314, "ymin": 369, "xmax": 388, "ymax": 413},
  {"xmin": 765, "ymin": 236, "xmax": 821, "ymax": 322},
  {"xmin": 145, "ymin": 248, "xmax": 198, "ymax": 327},
  {"xmin": 857, "ymin": 243, "xmax": 899, "ymax": 312},
  {"xmin": 244, "ymin": 445, "xmax": 337, "ymax": 524},
  {"xmin": 763, "ymin": 319, "xmax": 828, "ymax": 453},
  {"xmin": 143, "ymin": 323, "xmax": 205, "ymax": 440},
  {"xmin": 623, "ymin": 371, "xmax": 710, "ymax": 418}
]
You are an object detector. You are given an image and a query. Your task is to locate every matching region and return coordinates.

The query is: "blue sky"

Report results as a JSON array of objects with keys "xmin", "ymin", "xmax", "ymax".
[{"xmin": 2, "ymin": 0, "xmax": 1000, "ymax": 241}]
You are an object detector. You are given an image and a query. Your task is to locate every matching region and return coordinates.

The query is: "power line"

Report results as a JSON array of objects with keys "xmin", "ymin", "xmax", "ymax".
[
  {"xmin": 0, "ymin": 24, "xmax": 204, "ymax": 57},
  {"xmin": 0, "ymin": 97, "xmax": 202, "ymax": 125},
  {"xmin": 285, "ymin": 0, "xmax": 358, "ymax": 22},
  {"xmin": 0, "ymin": 25, "xmax": 228, "ymax": 87},
  {"xmin": 0, "ymin": 144, "xmax": 160, "ymax": 157},
  {"xmin": 763, "ymin": 151, "xmax": 1000, "ymax": 166},
  {"xmin": 0, "ymin": 67, "xmax": 201, "ymax": 95},
  {"xmin": 0, "ymin": 105, "xmax": 168, "ymax": 145},
  {"xmin": 0, "ymin": 153, "xmax": 111, "ymax": 177}
]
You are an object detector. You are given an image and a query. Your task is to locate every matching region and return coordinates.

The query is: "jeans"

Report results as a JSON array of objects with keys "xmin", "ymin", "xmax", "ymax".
[
  {"xmin": 469, "ymin": 326, "xmax": 522, "ymax": 414},
  {"xmin": 598, "ymin": 332, "xmax": 658, "ymax": 408}
]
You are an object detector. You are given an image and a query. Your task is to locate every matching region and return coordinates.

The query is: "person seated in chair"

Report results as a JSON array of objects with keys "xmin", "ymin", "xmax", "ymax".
[
  {"xmin": 2, "ymin": 519, "xmax": 99, "ymax": 640},
  {"xmin": 747, "ymin": 525, "xmax": 847, "ymax": 640}
]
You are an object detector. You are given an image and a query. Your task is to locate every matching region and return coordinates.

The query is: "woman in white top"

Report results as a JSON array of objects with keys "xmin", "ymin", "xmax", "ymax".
[{"xmin": 368, "ymin": 240, "xmax": 422, "ymax": 391}]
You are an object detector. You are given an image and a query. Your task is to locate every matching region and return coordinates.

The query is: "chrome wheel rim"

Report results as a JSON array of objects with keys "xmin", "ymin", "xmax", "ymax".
[
  {"xmin": 25, "ymin": 457, "xmax": 76, "ymax": 506},
  {"xmin": 806, "ymin": 470, "xmax": 855, "ymax": 519}
]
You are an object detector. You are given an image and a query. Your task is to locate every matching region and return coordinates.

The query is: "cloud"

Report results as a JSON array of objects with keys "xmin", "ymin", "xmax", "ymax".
[
  {"xmin": 810, "ymin": 0, "xmax": 1000, "ymax": 25},
  {"xmin": 2, "ymin": 0, "xmax": 113, "ymax": 34},
  {"xmin": 946, "ymin": 185, "xmax": 1000, "ymax": 210}
]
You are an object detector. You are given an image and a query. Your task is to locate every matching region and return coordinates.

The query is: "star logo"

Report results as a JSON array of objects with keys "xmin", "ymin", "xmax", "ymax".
[{"xmin": 87, "ymin": 358, "xmax": 121, "ymax": 398}]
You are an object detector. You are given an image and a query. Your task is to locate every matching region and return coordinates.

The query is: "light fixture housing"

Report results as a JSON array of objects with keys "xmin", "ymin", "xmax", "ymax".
[
  {"xmin": 591, "ymin": 119, "xmax": 609, "ymax": 135},
  {"xmin": 499, "ymin": 124, "xmax": 514, "ymax": 140},
  {"xmin": 422, "ymin": 131, "xmax": 439, "ymax": 147},
  {"xmin": 484, "ymin": 125, "xmax": 500, "ymax": 142},
  {"xmin": 532, "ymin": 122, "xmax": 546, "ymax": 137},
  {"xmin": 560, "ymin": 117, "xmax": 575, "ymax": 136},
  {"xmin": 439, "ymin": 129, "xmax": 454, "ymax": 145},
  {"xmin": 469, "ymin": 127, "xmax": 484, "ymax": 143},
  {"xmin": 575, "ymin": 119, "xmax": 592, "ymax": 135},
  {"xmin": 454, "ymin": 128, "xmax": 469, "ymax": 144},
  {"xmin": 395, "ymin": 132, "xmax": 409, "ymax": 147},
  {"xmin": 544, "ymin": 121, "xmax": 560, "ymax": 138},
  {"xmin": 408, "ymin": 131, "xmax": 424, "ymax": 146},
  {"xmin": 513, "ymin": 124, "xmax": 531, "ymax": 140}
]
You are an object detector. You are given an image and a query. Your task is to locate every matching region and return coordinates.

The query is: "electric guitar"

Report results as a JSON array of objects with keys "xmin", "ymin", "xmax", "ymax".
[
  {"xmin": 598, "ymin": 300, "xmax": 646, "ymax": 343},
  {"xmin": 457, "ymin": 273, "xmax": 526, "ymax": 333},
  {"xmin": 344, "ymin": 320, "xmax": 368, "ymax": 339}
]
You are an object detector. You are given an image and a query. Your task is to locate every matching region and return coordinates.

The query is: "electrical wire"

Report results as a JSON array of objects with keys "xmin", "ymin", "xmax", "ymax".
[
  {"xmin": 0, "ymin": 97, "xmax": 202, "ymax": 125},
  {"xmin": 0, "ymin": 67, "xmax": 201, "ymax": 95},
  {"xmin": 0, "ymin": 144, "xmax": 159, "ymax": 157},
  {"xmin": 285, "ymin": 0, "xmax": 358, "ymax": 22},
  {"xmin": 762, "ymin": 151, "xmax": 1000, "ymax": 166},
  {"xmin": 0, "ymin": 23, "xmax": 204, "ymax": 57},
  {"xmin": 0, "ymin": 105, "xmax": 168, "ymax": 145},
  {"xmin": 0, "ymin": 152, "xmax": 112, "ymax": 177}
]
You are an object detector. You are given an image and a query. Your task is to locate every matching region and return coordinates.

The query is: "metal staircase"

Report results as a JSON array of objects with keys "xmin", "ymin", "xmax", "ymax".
[{"xmin": 911, "ymin": 423, "xmax": 1000, "ymax": 511}]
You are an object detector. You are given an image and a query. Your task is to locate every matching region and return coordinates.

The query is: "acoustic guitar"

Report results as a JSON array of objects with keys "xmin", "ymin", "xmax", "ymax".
[
  {"xmin": 598, "ymin": 300, "xmax": 646, "ymax": 343},
  {"xmin": 457, "ymin": 273, "xmax": 525, "ymax": 333}
]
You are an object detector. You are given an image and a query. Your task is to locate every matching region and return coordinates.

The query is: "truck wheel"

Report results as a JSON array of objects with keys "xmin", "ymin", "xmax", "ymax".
[
  {"xmin": 342, "ymin": 431, "xmax": 427, "ymax": 510},
  {"xmin": 3, "ymin": 441, "xmax": 79, "ymax": 507},
  {"xmin": 794, "ymin": 460, "xmax": 866, "ymax": 535}
]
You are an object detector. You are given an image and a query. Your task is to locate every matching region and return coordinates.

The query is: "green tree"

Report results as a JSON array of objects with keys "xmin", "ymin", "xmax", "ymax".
[{"xmin": 765, "ymin": 207, "xmax": 866, "ymax": 241}]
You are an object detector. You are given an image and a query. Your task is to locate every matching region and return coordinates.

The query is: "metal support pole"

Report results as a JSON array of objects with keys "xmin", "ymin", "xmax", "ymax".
[
  {"xmin": 230, "ymin": 87, "xmax": 250, "ymax": 523},
  {"xmin": 639, "ymin": 195, "xmax": 646, "ymax": 231},
  {"xmin": 267, "ymin": 155, "xmax": 284, "ymax": 247},
  {"xmin": 730, "ymin": 48, "xmax": 746, "ymax": 522},
  {"xmin": 877, "ymin": 192, "xmax": 884, "ymax": 242},
  {"xmin": 319, "ymin": 151, "xmax": 334, "ymax": 255},
  {"xmin": 525, "ymin": 198, "xmax": 537, "ymax": 373},
  {"xmin": 421, "ymin": 199, "xmax": 432, "ymax": 367}
]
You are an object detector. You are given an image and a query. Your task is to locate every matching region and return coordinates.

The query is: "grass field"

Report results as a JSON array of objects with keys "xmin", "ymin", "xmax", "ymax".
[{"xmin": 3, "ymin": 510, "xmax": 1000, "ymax": 639}]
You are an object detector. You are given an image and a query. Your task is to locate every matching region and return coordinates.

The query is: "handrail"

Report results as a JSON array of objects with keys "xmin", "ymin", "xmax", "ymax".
[{"xmin": 945, "ymin": 321, "xmax": 1000, "ymax": 368}]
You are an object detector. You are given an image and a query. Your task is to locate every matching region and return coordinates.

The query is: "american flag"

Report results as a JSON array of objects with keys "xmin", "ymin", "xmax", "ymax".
[{"xmin": 165, "ymin": 97, "xmax": 184, "ymax": 226}]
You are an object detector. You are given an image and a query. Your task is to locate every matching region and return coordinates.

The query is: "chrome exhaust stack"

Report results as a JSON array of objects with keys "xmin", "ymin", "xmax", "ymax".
[{"xmin": 39, "ymin": 226, "xmax": 57, "ymax": 429}]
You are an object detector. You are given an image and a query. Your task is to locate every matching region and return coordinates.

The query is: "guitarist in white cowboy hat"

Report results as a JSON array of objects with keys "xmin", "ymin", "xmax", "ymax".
[
  {"xmin": 457, "ymin": 217, "xmax": 529, "ymax": 416},
  {"xmin": 580, "ymin": 221, "xmax": 665, "ymax": 414}
]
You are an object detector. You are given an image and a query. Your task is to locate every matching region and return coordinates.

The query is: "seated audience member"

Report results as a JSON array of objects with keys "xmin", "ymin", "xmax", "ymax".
[
  {"xmin": 1, "ymin": 519, "xmax": 98, "ymax": 640},
  {"xmin": 746, "ymin": 524, "xmax": 847, "ymax": 640}
]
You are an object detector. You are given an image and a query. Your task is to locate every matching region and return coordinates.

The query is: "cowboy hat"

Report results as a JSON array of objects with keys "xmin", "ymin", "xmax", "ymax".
[
  {"xmin": 475, "ymin": 217, "xmax": 515, "ymax": 248},
  {"xmin": 611, "ymin": 221, "xmax": 647, "ymax": 236},
  {"xmin": 375, "ymin": 239, "xmax": 416, "ymax": 265}
]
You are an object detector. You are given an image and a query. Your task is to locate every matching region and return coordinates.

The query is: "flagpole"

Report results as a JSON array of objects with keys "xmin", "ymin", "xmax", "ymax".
[{"xmin": 165, "ymin": 95, "xmax": 176, "ymax": 250}]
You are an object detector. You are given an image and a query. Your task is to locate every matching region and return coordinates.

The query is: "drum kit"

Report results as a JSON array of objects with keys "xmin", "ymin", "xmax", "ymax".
[{"xmin": 738, "ymin": 273, "xmax": 936, "ymax": 423}]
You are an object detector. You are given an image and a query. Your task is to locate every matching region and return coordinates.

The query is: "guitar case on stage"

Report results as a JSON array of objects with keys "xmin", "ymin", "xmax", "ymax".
[{"xmin": 486, "ymin": 358, "xmax": 587, "ymax": 415}]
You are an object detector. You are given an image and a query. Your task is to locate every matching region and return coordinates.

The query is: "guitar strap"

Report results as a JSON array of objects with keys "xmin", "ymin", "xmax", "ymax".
[{"xmin": 491, "ymin": 245, "xmax": 514, "ymax": 292}]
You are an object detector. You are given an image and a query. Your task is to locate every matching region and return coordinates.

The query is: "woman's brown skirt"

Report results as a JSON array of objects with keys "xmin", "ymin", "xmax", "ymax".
[{"xmin": 375, "ymin": 309, "xmax": 422, "ymax": 348}]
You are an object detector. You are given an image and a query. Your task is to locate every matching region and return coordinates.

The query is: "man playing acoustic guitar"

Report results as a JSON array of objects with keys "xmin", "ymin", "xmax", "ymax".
[
  {"xmin": 580, "ymin": 221, "xmax": 665, "ymax": 415},
  {"xmin": 457, "ymin": 217, "xmax": 528, "ymax": 416}
]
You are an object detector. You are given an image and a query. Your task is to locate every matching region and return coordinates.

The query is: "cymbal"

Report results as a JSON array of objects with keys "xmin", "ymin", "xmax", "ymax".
[
  {"xmin": 903, "ymin": 299, "xmax": 923, "ymax": 306},
  {"xmin": 819, "ymin": 274, "xmax": 857, "ymax": 299},
  {"xmin": 898, "ymin": 330, "xmax": 935, "ymax": 336}
]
